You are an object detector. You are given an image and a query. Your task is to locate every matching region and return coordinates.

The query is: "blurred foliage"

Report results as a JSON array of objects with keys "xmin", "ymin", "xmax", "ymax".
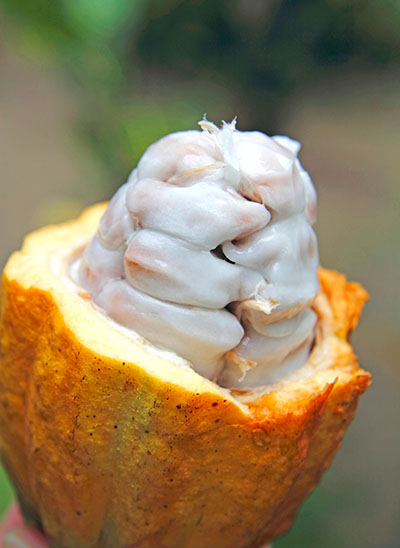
[
  {"xmin": 1, "ymin": 0, "xmax": 399, "ymax": 190},
  {"xmin": 0, "ymin": 466, "xmax": 13, "ymax": 519}
]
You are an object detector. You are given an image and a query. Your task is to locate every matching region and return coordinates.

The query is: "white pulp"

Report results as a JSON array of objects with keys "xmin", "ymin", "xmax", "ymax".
[{"xmin": 73, "ymin": 120, "xmax": 319, "ymax": 388}]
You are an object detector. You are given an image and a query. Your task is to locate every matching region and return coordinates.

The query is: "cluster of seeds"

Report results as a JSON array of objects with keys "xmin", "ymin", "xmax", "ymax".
[{"xmin": 76, "ymin": 120, "xmax": 319, "ymax": 388}]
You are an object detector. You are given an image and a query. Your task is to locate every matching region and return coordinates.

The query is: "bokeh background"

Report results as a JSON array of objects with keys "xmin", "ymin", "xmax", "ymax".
[{"xmin": 0, "ymin": 1, "xmax": 399, "ymax": 546}]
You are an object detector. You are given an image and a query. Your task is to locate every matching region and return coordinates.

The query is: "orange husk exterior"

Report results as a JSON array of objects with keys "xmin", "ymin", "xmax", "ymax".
[{"xmin": 0, "ymin": 205, "xmax": 370, "ymax": 548}]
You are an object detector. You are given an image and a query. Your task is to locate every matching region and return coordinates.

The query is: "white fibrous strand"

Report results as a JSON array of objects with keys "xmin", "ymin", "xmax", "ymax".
[{"xmin": 73, "ymin": 120, "xmax": 319, "ymax": 388}]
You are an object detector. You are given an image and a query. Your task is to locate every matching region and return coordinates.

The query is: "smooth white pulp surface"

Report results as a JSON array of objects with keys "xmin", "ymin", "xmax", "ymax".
[{"xmin": 73, "ymin": 120, "xmax": 319, "ymax": 388}]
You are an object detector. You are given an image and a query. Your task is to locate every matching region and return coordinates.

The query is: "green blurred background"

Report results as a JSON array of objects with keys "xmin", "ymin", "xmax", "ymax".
[{"xmin": 0, "ymin": 1, "xmax": 399, "ymax": 546}]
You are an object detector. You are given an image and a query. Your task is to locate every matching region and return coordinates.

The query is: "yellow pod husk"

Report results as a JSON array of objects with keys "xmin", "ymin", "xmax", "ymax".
[{"xmin": 0, "ymin": 204, "xmax": 370, "ymax": 548}]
